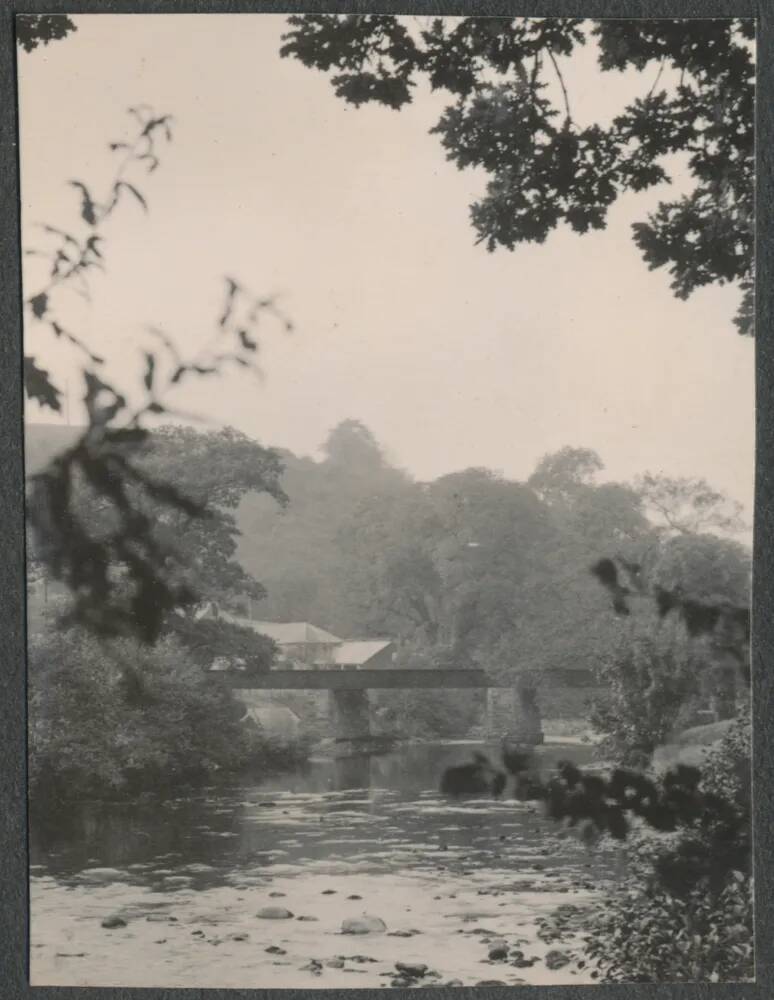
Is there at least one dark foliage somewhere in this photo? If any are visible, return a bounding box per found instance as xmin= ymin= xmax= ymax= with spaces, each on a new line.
xmin=16 ymin=14 xmax=76 ymax=52
xmin=166 ymin=613 xmax=277 ymax=672
xmin=440 ymin=751 xmax=506 ymax=797
xmin=282 ymin=17 xmax=754 ymax=333
xmin=591 ymin=558 xmax=750 ymax=658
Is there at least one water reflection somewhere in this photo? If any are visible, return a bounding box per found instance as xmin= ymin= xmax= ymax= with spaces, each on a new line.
xmin=31 ymin=741 xmax=601 ymax=890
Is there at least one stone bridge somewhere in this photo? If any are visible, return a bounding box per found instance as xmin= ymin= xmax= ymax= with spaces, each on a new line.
xmin=216 ymin=668 xmax=544 ymax=745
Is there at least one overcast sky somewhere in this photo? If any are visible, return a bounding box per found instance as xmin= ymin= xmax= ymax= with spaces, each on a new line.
xmin=18 ymin=15 xmax=755 ymax=515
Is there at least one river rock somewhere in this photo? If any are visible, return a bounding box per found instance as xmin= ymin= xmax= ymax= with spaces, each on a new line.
xmin=257 ymin=906 xmax=294 ymax=919
xmin=341 ymin=915 xmax=386 ymax=935
xmin=265 ymin=945 xmax=287 ymax=954
xmin=387 ymin=930 xmax=415 ymax=938
xmin=545 ymin=949 xmax=571 ymax=970
xmin=395 ymin=962 xmax=428 ymax=978
xmin=326 ymin=958 xmax=345 ymax=969
xmin=297 ymin=915 xmax=319 ymax=921
xmin=476 ymin=980 xmax=507 ymax=986
xmin=322 ymin=889 xmax=337 ymax=895
xmin=488 ymin=944 xmax=509 ymax=961
xmin=100 ymin=915 xmax=127 ymax=929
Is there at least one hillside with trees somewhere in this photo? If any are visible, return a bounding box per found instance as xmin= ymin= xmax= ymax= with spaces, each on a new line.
xmin=234 ymin=418 xmax=750 ymax=735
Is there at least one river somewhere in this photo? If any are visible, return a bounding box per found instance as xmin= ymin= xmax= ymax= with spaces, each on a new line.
xmin=30 ymin=740 xmax=618 ymax=988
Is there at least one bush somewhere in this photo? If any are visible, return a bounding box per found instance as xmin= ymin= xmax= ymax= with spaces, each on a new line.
xmin=28 ymin=624 xmax=308 ymax=805
xmin=578 ymin=708 xmax=752 ymax=982
xmin=590 ymin=617 xmax=700 ymax=768
xmin=582 ymin=871 xmax=753 ymax=982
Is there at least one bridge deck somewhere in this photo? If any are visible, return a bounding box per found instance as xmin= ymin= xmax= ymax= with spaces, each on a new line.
xmin=219 ymin=668 xmax=492 ymax=690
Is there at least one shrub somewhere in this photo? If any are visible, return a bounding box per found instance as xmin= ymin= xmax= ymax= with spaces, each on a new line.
xmin=582 ymin=870 xmax=753 ymax=982
xmin=28 ymin=624 xmax=308 ymax=805
xmin=578 ymin=708 xmax=752 ymax=982
xmin=590 ymin=617 xmax=700 ymax=768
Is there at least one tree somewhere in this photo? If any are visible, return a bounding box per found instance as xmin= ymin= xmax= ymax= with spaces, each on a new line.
xmin=281 ymin=17 xmax=755 ymax=333
xmin=134 ymin=425 xmax=287 ymax=608
xmin=528 ymin=446 xmax=604 ymax=501
xmin=635 ymin=472 xmax=746 ymax=536
xmin=322 ymin=418 xmax=387 ymax=471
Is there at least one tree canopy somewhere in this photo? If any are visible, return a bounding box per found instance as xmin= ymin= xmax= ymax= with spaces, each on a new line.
xmin=16 ymin=14 xmax=76 ymax=52
xmin=281 ymin=16 xmax=755 ymax=334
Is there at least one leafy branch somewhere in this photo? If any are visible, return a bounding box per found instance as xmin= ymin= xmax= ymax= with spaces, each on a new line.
xmin=24 ymin=108 xmax=293 ymax=642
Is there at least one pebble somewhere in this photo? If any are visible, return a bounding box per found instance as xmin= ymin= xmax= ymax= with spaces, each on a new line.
xmin=100 ymin=915 xmax=127 ymax=929
xmin=257 ymin=906 xmax=294 ymax=920
xmin=395 ymin=962 xmax=428 ymax=978
xmin=341 ymin=915 xmax=387 ymax=935
xmin=265 ymin=945 xmax=287 ymax=955
xmin=545 ymin=949 xmax=571 ymax=970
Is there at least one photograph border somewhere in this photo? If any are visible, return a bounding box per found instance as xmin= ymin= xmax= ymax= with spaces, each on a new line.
xmin=1 ymin=1 xmax=771 ymax=998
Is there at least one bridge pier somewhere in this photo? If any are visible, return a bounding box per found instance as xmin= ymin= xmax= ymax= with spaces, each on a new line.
xmin=485 ymin=687 xmax=543 ymax=745
xmin=328 ymin=689 xmax=371 ymax=741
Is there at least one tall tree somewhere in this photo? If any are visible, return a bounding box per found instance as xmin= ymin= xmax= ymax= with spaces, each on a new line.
xmin=635 ymin=472 xmax=746 ymax=536
xmin=281 ymin=17 xmax=755 ymax=333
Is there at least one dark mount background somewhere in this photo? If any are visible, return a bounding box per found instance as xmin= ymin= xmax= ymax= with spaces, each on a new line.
xmin=2 ymin=5 xmax=772 ymax=1000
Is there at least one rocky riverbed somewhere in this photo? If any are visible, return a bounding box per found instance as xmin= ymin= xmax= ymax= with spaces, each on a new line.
xmin=30 ymin=742 xmax=615 ymax=988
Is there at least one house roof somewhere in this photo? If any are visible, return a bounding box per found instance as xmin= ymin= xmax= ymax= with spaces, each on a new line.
xmin=196 ymin=606 xmax=391 ymax=660
xmin=327 ymin=640 xmax=394 ymax=666
xmin=235 ymin=618 xmax=342 ymax=645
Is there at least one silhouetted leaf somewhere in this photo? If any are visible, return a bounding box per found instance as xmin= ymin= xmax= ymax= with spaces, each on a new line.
xmin=115 ymin=180 xmax=148 ymax=212
xmin=29 ymin=292 xmax=48 ymax=318
xmin=142 ymin=352 xmax=156 ymax=392
xmin=24 ymin=356 xmax=61 ymax=411
xmin=237 ymin=329 xmax=258 ymax=351
xmin=69 ymin=180 xmax=98 ymax=225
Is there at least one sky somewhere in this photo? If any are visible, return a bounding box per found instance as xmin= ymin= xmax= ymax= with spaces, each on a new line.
xmin=17 ymin=15 xmax=755 ymax=517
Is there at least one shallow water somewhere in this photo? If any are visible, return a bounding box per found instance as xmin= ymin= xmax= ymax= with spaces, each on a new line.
xmin=30 ymin=740 xmax=615 ymax=988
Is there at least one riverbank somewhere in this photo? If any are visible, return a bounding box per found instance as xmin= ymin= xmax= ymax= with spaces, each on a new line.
xmin=31 ymin=863 xmax=600 ymax=987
